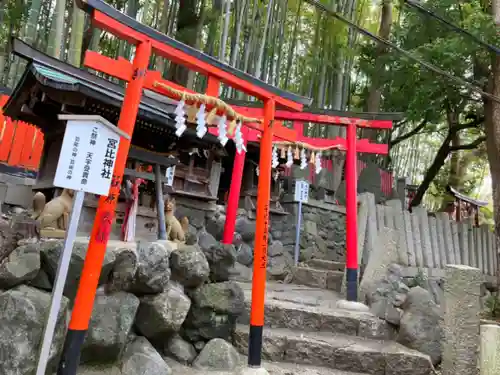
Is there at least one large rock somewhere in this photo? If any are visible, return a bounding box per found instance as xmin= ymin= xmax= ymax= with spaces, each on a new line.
xmin=365 ymin=263 xmax=409 ymax=326
xmin=202 ymin=242 xmax=237 ymax=282
xmin=229 ymin=263 xmax=252 ymax=282
xmin=164 ymin=334 xmax=197 ymax=364
xmin=268 ymin=240 xmax=284 ymax=257
xmin=0 ymin=217 xmax=16 ymax=261
xmin=183 ymin=282 xmax=244 ymax=342
xmin=0 ymin=285 xmax=69 ymax=374
xmin=29 ymin=268 xmax=53 ymax=291
xmin=192 ymin=338 xmax=240 ymax=370
xmin=0 ymin=243 xmax=40 ymax=289
xmin=205 ymin=208 xmax=226 ymax=241
xmin=106 ymin=248 xmax=138 ymax=293
xmin=267 ymin=250 xmax=294 ymax=281
xmin=397 ymin=286 xmax=443 ymax=365
xmin=127 ymin=242 xmax=171 ymax=295
xmin=40 ymin=240 xmax=116 ymax=300
xmin=135 ymin=283 xmax=191 ymax=339
xmin=197 ymin=231 xmax=217 ymax=252
xmin=235 ymin=242 xmax=253 ymax=267
xmin=170 ymin=245 xmax=210 ymax=288
xmin=235 ymin=218 xmax=255 ymax=242
xmin=120 ymin=336 xmax=172 ymax=375
xmin=191 ymin=281 xmax=245 ymax=316
xmin=81 ymin=292 xmax=140 ymax=363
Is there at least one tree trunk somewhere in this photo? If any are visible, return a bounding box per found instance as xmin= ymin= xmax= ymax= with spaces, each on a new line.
xmin=254 ymin=0 xmax=274 ymax=79
xmin=68 ymin=5 xmax=85 ymax=67
xmin=410 ymin=133 xmax=453 ymax=209
xmin=156 ymin=0 xmax=171 ymax=73
xmin=284 ymin=0 xmax=302 ymax=89
xmin=169 ymin=0 xmax=199 ymax=85
xmin=219 ymin=0 xmax=231 ymax=62
xmin=365 ymin=0 xmax=392 ymax=113
xmin=229 ymin=0 xmax=247 ymax=67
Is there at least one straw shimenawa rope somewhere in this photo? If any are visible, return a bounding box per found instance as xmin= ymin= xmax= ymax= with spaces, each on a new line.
xmin=271 ymin=140 xmax=347 ymax=152
xmin=154 ymin=81 xmax=262 ymax=124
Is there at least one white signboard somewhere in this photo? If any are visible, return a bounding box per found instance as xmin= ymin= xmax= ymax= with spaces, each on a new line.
xmin=53 ymin=118 xmax=121 ymax=196
xmin=165 ymin=165 xmax=176 ymax=187
xmin=294 ymin=179 xmax=310 ymax=203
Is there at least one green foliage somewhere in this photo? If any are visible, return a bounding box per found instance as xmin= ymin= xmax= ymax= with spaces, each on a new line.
xmin=485 ymin=294 xmax=500 ymax=319
xmin=406 ymin=268 xmax=427 ymax=288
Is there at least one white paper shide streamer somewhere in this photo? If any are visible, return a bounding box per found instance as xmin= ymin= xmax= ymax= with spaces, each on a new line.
xmin=174 ymin=100 xmax=187 ymax=137
xmin=217 ymin=115 xmax=228 ymax=146
xmin=299 ymin=148 xmax=308 ymax=170
xmin=286 ymin=146 xmax=293 ymax=167
xmin=195 ymin=104 xmax=207 ymax=138
xmin=272 ymin=146 xmax=279 ymax=169
xmin=234 ymin=121 xmax=246 ymax=154
xmin=315 ymin=151 xmax=322 ymax=174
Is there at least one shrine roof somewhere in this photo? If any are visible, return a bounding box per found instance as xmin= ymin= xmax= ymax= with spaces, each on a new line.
xmin=76 ymin=0 xmax=312 ymax=108
xmin=446 ymin=185 xmax=488 ymax=207
xmin=3 ymin=39 xmax=222 ymax=153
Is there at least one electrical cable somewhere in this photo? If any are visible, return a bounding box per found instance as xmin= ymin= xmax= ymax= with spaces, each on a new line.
xmin=303 ymin=0 xmax=500 ymax=104
xmin=404 ymin=0 xmax=500 ymax=55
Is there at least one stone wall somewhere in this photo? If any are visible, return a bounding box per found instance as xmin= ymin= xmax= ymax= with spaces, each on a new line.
xmin=358 ymin=193 xmax=498 ymax=279
xmin=175 ymin=197 xmax=347 ymax=264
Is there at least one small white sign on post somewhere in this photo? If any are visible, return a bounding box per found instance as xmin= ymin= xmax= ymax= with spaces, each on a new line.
xmin=53 ymin=116 xmax=126 ymax=196
xmin=293 ymin=179 xmax=309 ymax=265
xmin=165 ymin=165 xmax=176 ymax=187
xmin=294 ymin=179 xmax=310 ymax=203
xmin=36 ymin=115 xmax=129 ymax=375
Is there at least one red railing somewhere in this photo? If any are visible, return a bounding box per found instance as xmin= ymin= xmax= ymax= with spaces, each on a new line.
xmin=0 ymin=95 xmax=44 ymax=171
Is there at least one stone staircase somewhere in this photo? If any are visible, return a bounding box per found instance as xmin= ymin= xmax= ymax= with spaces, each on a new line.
xmin=234 ymin=260 xmax=434 ymax=375
xmin=292 ymin=259 xmax=345 ymax=292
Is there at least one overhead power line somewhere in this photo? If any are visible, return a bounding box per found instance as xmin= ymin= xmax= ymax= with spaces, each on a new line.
xmin=404 ymin=0 xmax=500 ymax=55
xmin=303 ymin=0 xmax=500 ymax=104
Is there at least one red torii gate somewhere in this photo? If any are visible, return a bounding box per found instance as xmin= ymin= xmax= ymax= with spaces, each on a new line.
xmin=58 ymin=0 xmax=308 ymax=373
xmin=84 ymin=50 xmax=393 ymax=301
xmin=54 ymin=1 xmax=393 ymax=373
xmin=221 ymin=106 xmax=392 ymax=304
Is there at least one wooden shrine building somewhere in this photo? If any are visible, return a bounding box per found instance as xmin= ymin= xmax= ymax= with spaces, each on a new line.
xmin=3 ymin=39 xmax=229 ymax=240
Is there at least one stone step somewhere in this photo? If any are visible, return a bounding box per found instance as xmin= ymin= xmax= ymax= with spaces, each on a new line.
xmin=167 ymin=357 xmax=373 ymax=375
xmin=238 ymin=296 xmax=394 ymax=340
xmin=78 ymin=359 xmax=372 ymax=375
xmin=293 ymin=266 xmax=344 ymax=292
xmin=306 ymin=259 xmax=345 ymax=271
xmin=232 ymin=325 xmax=433 ymax=375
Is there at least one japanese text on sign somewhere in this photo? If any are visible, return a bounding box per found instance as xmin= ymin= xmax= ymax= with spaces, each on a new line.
xmin=54 ymin=118 xmax=121 ymax=196
xmin=294 ymin=180 xmax=310 ymax=203
xmin=101 ymin=138 xmax=118 ymax=179
xmin=66 ymin=136 xmax=81 ymax=180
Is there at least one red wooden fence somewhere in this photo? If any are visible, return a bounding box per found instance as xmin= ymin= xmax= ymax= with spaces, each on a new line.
xmin=0 ymin=95 xmax=43 ymax=171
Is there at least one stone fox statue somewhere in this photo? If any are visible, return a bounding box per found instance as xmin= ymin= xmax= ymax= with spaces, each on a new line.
xmin=37 ymin=189 xmax=75 ymax=230
xmin=164 ymin=196 xmax=189 ymax=242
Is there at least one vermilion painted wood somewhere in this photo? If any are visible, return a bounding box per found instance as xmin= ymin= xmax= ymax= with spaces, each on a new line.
xmin=8 ymin=121 xmax=29 ymax=166
xmin=84 ymin=51 xmax=298 ymax=143
xmin=0 ymin=117 xmax=15 ymax=163
xmin=91 ymin=11 xmax=304 ymax=111
xmin=27 ymin=130 xmax=44 ymax=170
xmin=0 ymin=95 xmax=43 ymax=170
xmin=234 ymin=106 xmax=393 ymax=129
xmin=19 ymin=123 xmax=36 ymax=167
